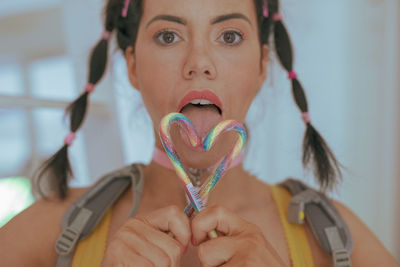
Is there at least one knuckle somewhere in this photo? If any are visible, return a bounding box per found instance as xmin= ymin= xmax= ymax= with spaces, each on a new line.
xmin=165 ymin=205 xmax=181 ymax=217
xmin=120 ymin=218 xmax=144 ymax=233
xmin=129 ymin=217 xmax=143 ymax=227
xmin=123 ymin=217 xmax=140 ymax=228
xmin=211 ymin=204 xmax=227 ymax=217
xmin=132 ymin=215 xmax=148 ymax=225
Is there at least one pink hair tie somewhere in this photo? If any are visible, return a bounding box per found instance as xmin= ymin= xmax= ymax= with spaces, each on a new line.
xmin=262 ymin=0 xmax=269 ymax=18
xmin=122 ymin=0 xmax=130 ymax=18
xmin=84 ymin=83 xmax=95 ymax=93
xmin=102 ymin=31 xmax=111 ymax=40
xmin=288 ymin=71 xmax=297 ymax=79
xmin=273 ymin=13 xmax=282 ymax=21
xmin=64 ymin=132 xmax=76 ymax=146
xmin=301 ymin=112 xmax=311 ymax=124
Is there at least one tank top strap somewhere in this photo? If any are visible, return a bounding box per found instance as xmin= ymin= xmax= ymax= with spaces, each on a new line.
xmin=71 ymin=207 xmax=113 ymax=267
xmin=270 ymin=185 xmax=315 ymax=267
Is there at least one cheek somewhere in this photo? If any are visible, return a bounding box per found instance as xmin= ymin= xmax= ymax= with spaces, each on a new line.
xmin=219 ymin=49 xmax=261 ymax=120
xmin=135 ymin=45 xmax=182 ymax=121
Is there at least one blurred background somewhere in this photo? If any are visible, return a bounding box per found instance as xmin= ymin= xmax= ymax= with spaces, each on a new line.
xmin=0 ymin=0 xmax=399 ymax=260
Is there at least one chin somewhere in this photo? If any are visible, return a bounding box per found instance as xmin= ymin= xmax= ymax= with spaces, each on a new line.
xmin=180 ymin=150 xmax=220 ymax=169
xmin=178 ymin=141 xmax=233 ymax=170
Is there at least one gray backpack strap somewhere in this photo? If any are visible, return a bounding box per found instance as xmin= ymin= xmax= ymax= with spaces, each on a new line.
xmin=280 ymin=178 xmax=353 ymax=267
xmin=55 ymin=163 xmax=145 ymax=267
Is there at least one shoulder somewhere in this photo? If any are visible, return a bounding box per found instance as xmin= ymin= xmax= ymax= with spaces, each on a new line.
xmin=332 ymin=200 xmax=398 ymax=265
xmin=0 ymin=187 xmax=89 ymax=267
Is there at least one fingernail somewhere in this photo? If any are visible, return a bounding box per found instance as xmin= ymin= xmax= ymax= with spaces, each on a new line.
xmin=191 ymin=236 xmax=196 ymax=246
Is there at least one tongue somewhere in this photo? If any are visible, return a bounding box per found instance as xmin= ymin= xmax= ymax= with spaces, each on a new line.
xmin=180 ymin=104 xmax=222 ymax=145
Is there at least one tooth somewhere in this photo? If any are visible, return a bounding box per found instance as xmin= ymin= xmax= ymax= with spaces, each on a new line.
xmin=190 ymin=99 xmax=201 ymax=104
xmin=199 ymin=99 xmax=212 ymax=105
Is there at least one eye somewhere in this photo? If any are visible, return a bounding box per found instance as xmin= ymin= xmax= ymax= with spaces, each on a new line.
xmin=218 ymin=30 xmax=244 ymax=46
xmin=154 ymin=30 xmax=181 ymax=46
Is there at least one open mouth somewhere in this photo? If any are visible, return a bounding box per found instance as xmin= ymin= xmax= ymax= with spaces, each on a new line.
xmin=177 ymin=90 xmax=224 ymax=116
xmin=180 ymin=103 xmax=222 ymax=115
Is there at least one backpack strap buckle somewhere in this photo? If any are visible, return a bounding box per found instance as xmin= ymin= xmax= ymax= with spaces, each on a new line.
xmin=55 ymin=208 xmax=92 ymax=255
xmin=325 ymin=226 xmax=352 ymax=267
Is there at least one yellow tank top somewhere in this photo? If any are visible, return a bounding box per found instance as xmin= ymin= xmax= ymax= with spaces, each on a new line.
xmin=71 ymin=185 xmax=314 ymax=267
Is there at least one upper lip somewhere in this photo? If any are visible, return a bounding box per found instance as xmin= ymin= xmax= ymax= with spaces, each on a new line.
xmin=177 ymin=90 xmax=223 ymax=114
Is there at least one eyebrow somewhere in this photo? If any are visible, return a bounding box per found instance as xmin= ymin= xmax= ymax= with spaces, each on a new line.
xmin=145 ymin=13 xmax=252 ymax=29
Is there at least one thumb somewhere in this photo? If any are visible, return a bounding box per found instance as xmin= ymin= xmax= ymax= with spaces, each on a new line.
xmin=191 ymin=205 xmax=247 ymax=245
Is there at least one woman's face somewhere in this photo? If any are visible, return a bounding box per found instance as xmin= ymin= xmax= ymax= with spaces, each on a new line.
xmin=126 ymin=0 xmax=268 ymax=167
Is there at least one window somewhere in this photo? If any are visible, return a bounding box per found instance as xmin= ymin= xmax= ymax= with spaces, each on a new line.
xmin=0 ymin=56 xmax=90 ymax=226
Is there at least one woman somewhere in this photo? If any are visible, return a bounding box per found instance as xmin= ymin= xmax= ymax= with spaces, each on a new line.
xmin=0 ymin=0 xmax=398 ymax=266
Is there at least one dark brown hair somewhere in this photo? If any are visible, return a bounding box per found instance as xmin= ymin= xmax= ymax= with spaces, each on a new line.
xmin=33 ymin=0 xmax=343 ymax=200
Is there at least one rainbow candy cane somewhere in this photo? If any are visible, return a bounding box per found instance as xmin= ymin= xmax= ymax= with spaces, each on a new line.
xmin=159 ymin=113 xmax=247 ymax=239
xmin=183 ymin=120 xmax=247 ymax=217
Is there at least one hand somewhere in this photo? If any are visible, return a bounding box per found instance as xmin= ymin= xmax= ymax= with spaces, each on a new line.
xmin=191 ymin=205 xmax=287 ymax=267
xmin=101 ymin=205 xmax=191 ymax=267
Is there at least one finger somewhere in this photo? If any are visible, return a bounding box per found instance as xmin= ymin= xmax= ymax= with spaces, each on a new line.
xmin=198 ymin=231 xmax=288 ymax=267
xmin=197 ymin=236 xmax=236 ymax=267
xmin=137 ymin=205 xmax=191 ymax=247
xmin=130 ymin=219 xmax=185 ymax=266
xmin=191 ymin=205 xmax=248 ymax=245
xmin=118 ymin=224 xmax=171 ymax=266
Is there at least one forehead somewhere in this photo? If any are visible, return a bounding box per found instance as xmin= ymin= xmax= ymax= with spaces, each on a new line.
xmin=141 ymin=0 xmax=257 ymax=26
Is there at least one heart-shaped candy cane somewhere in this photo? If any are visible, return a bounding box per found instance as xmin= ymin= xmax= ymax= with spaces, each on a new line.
xmin=159 ymin=112 xmax=247 ymax=238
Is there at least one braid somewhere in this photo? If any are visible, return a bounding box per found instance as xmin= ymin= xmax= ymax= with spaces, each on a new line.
xmin=264 ymin=0 xmax=343 ymax=190
xmin=33 ymin=0 xmax=131 ymax=200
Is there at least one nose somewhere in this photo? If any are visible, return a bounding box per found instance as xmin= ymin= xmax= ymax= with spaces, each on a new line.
xmin=183 ymin=43 xmax=217 ymax=80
